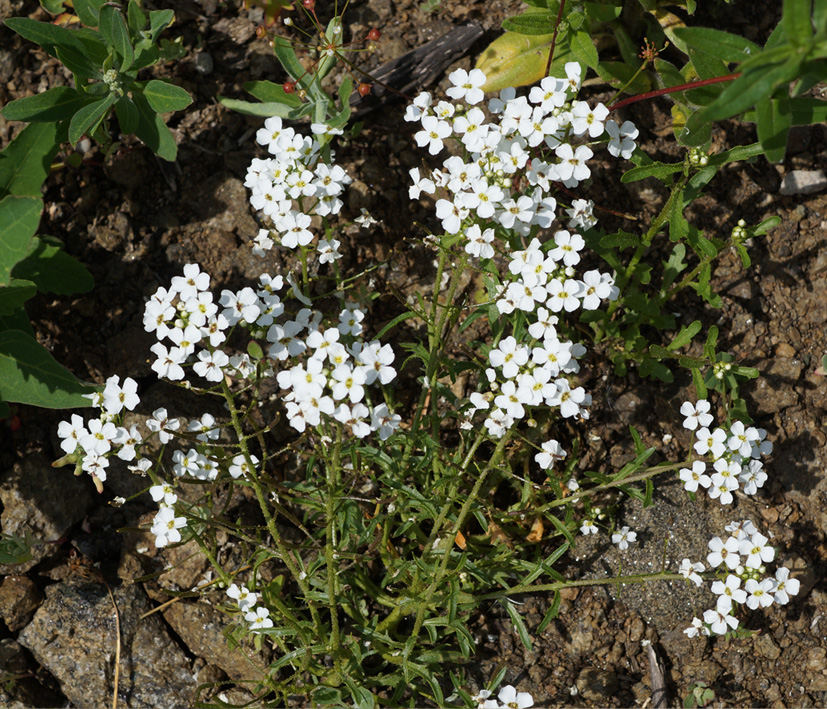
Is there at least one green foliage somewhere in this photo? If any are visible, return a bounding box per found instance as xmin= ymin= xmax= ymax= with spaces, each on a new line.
xmin=683 ymin=681 xmax=716 ymax=708
xmin=3 ymin=0 xmax=192 ymax=161
xmin=478 ymin=0 xmax=827 ymax=164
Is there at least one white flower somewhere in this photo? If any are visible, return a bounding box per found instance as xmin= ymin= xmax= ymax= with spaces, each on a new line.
xmin=415 ymin=114 xmax=452 ymax=155
xmin=771 ymin=567 xmax=800 ymax=605
xmin=679 ymin=558 xmax=705 ymax=587
xmin=580 ymin=519 xmax=598 ymax=536
xmin=679 ymin=460 xmax=711 ymax=493
xmin=151 ymin=506 xmax=187 ymax=548
xmin=150 ymin=480 xmax=178 ymax=506
xmin=745 ymin=578 xmax=775 ymax=609
xmin=535 ymin=439 xmax=566 ymax=470
xmin=229 ymin=453 xmax=259 ymax=479
xmin=738 ymin=532 xmax=775 ymax=569
xmin=497 ymin=684 xmax=533 ymax=709
xmin=707 ymin=535 xmax=741 ymax=570
xmin=680 ymin=399 xmax=714 ymax=431
xmin=611 ymin=526 xmax=637 ymax=551
xmin=227 ymin=583 xmax=258 ymax=611
xmin=703 ymin=608 xmax=738 ymax=635
xmin=57 ymin=414 xmax=88 ymax=454
xmin=245 ymin=606 xmax=274 ymax=631
xmin=605 ymin=119 xmax=639 ymax=159
xmin=446 ymin=67 xmax=487 ymax=105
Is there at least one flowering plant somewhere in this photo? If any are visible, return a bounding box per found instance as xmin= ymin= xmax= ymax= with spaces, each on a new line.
xmin=50 ymin=60 xmax=797 ymax=706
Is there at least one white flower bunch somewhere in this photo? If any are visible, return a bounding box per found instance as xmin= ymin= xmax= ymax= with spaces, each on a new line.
xmin=406 ymin=66 xmax=631 ymax=438
xmin=226 ymin=583 xmax=273 ymax=633
xmin=678 ymin=399 xmax=772 ymax=504
xmin=247 ymin=117 xmax=351 ymax=256
xmin=470 ymin=684 xmax=534 ymax=709
xmin=681 ymin=519 xmax=799 ymax=637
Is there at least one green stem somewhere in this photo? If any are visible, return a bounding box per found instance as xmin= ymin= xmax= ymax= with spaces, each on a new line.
xmin=324 ymin=426 xmax=342 ymax=671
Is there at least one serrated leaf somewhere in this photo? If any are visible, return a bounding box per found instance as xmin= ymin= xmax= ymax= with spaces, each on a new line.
xmin=667 ymin=320 xmax=702 ymax=351
xmin=0 ymin=122 xmax=63 ymax=198
xmin=10 ymin=236 xmax=93 ymax=295
xmin=599 ymin=231 xmax=641 ymax=249
xmin=142 ymin=80 xmax=193 ymax=113
xmin=0 ymin=196 xmax=43 ymax=286
xmin=0 ymin=329 xmax=98 ymax=408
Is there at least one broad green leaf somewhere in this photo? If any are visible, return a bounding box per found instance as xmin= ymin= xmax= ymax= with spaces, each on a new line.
xmin=502 ymin=10 xmax=555 ymax=35
xmin=0 ymin=196 xmax=43 ymax=286
xmin=621 ymin=161 xmax=684 ymax=183
xmin=142 ymin=80 xmax=193 ymax=113
xmin=132 ymin=92 xmax=177 ymax=159
xmin=115 ymin=96 xmax=139 ymax=134
xmin=753 ymin=216 xmax=781 ymax=235
xmin=54 ymin=41 xmax=103 ymax=82
xmin=99 ymin=4 xmax=134 ymax=72
xmin=0 ymin=280 xmax=37 ymax=315
xmin=571 ymin=29 xmax=599 ymax=68
xmin=0 ymin=329 xmax=98 ymax=408
xmin=756 ymin=95 xmax=791 ymax=163
xmin=127 ymin=0 xmax=148 ymax=33
xmin=10 ymin=236 xmax=94 ymax=295
xmin=217 ymin=97 xmax=296 ymax=118
xmin=148 ymin=9 xmax=175 ymax=41
xmin=242 ymin=80 xmax=303 ymax=107
xmin=783 ymin=0 xmax=814 ymax=46
xmin=672 ymin=27 xmax=761 ymax=63
xmin=0 ymin=122 xmax=63 ymax=198
xmin=68 ymin=93 xmax=116 ymax=146
xmin=475 ymin=31 xmax=572 ymax=93
xmin=1 ymin=86 xmax=89 ymax=122
xmin=74 ymin=0 xmax=105 ymax=26
xmin=816 ymin=0 xmax=827 ymax=32
xmin=4 ymin=17 xmax=85 ymax=57
xmin=584 ymin=1 xmax=622 ymax=22
xmin=708 ymin=142 xmax=764 ymax=166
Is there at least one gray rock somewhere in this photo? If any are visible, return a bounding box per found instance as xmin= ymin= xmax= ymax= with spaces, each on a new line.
xmin=779 ymin=170 xmax=827 ymax=196
xmin=18 ymin=581 xmax=197 ymax=708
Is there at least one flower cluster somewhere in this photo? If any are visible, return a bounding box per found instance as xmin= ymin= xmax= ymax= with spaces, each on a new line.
xmin=678 ymin=400 xmax=772 ymax=504
xmin=226 ymin=583 xmax=273 ymax=633
xmin=246 ymin=117 xmax=351 ymax=257
xmin=405 ymin=65 xmax=633 ymax=440
xmin=680 ymin=520 xmax=799 ymax=637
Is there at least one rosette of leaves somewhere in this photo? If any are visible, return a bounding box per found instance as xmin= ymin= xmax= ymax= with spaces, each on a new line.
xmin=2 ymin=0 xmax=192 ymax=161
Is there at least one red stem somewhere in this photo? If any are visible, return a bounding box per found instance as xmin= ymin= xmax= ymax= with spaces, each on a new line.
xmin=544 ymin=0 xmax=567 ymax=77
xmin=608 ymin=72 xmax=741 ymax=112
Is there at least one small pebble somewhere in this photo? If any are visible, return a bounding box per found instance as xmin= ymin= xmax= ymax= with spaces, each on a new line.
xmin=194 ymin=52 xmax=214 ymax=75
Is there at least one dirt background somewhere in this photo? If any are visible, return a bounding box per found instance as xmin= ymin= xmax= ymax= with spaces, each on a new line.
xmin=0 ymin=0 xmax=826 ymax=706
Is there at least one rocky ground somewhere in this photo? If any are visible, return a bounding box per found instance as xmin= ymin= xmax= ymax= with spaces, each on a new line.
xmin=0 ymin=0 xmax=826 ymax=707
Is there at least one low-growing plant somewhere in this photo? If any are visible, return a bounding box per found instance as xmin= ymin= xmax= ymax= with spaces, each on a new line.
xmin=51 ymin=56 xmax=799 ymax=706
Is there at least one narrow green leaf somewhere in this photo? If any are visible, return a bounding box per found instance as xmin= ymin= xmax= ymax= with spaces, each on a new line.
xmin=753 ymin=216 xmax=781 ymax=235
xmin=537 ymin=590 xmax=562 ymax=633
xmin=672 ymin=27 xmax=761 ymax=63
xmin=1 ymin=86 xmax=89 ymax=122
xmin=11 ymin=236 xmax=94 ymax=295
xmin=0 ymin=329 xmax=99 ymax=408
xmin=756 ymin=95 xmax=791 ymax=163
xmin=0 ymin=280 xmax=37 ymax=315
xmin=783 ymin=0 xmax=814 ymax=46
xmin=691 ymin=367 xmax=708 ymax=399
xmin=217 ymin=97 xmax=297 ymax=118
xmin=242 ymin=80 xmax=303 ymax=107
xmin=502 ymin=600 xmax=533 ymax=651
xmin=667 ymin=320 xmax=702 ymax=351
xmin=502 ymin=10 xmax=555 ymax=35
xmin=0 ymin=196 xmax=43 ymax=286
xmin=815 ymin=0 xmax=827 ymax=32
xmin=621 ymin=161 xmax=683 ymax=183
xmin=142 ymin=80 xmax=193 ymax=113
xmin=68 ymin=94 xmax=116 ymax=146
xmin=99 ymin=4 xmax=134 ymax=72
